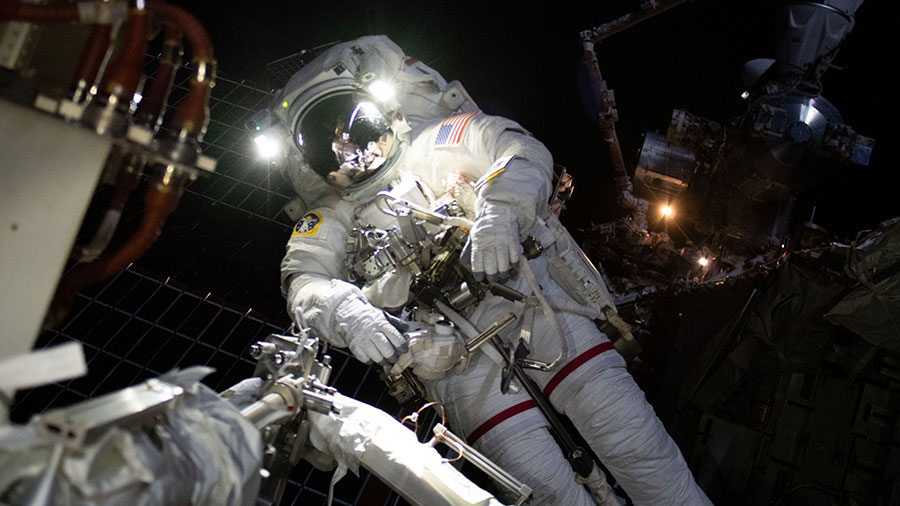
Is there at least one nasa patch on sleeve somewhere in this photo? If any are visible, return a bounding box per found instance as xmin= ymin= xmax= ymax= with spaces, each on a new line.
xmin=474 ymin=155 xmax=515 ymax=192
xmin=291 ymin=211 xmax=323 ymax=237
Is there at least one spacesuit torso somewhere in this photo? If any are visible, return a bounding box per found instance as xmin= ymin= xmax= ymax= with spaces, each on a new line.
xmin=282 ymin=105 xmax=716 ymax=506
xmin=278 ymin=33 xmax=714 ymax=506
xmin=281 ymin=110 xmax=624 ymax=446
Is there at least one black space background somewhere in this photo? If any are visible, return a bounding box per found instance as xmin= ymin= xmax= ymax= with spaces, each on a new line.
xmin=172 ymin=0 xmax=892 ymax=241
xmin=5 ymin=3 xmax=893 ymax=504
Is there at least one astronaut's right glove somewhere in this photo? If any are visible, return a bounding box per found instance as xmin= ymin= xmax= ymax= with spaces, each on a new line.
xmin=333 ymin=295 xmax=406 ymax=366
xmin=468 ymin=200 xmax=523 ymax=280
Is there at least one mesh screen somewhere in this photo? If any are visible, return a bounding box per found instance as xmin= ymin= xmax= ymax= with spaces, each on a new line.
xmin=9 ymin=53 xmax=421 ymax=506
xmin=265 ymin=42 xmax=341 ymax=86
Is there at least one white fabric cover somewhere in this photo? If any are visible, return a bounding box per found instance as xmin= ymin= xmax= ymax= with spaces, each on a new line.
xmin=390 ymin=322 xmax=468 ymax=380
xmin=282 ymin=109 xmax=712 ymax=505
xmin=307 ymin=393 xmax=505 ymax=506
xmin=0 ymin=367 xmax=262 ymax=506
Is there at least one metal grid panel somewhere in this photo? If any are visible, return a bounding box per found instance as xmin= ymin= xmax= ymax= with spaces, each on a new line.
xmin=10 ymin=266 xmax=285 ymax=418
xmin=145 ymin=56 xmax=296 ymax=227
xmin=133 ymin=192 xmax=292 ymax=317
xmin=10 ymin=264 xmax=408 ymax=506
xmin=265 ymin=42 xmax=340 ymax=86
xmin=131 ymin=55 xmax=297 ymax=315
xmin=10 ymin=53 xmax=417 ymax=506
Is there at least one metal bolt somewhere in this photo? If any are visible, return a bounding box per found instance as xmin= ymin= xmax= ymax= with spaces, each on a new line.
xmin=249 ymin=343 xmax=264 ymax=359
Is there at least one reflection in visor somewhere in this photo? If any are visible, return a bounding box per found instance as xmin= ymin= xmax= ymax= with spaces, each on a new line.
xmin=329 ymin=101 xmax=389 ymax=187
xmin=295 ymin=93 xmax=395 ymax=189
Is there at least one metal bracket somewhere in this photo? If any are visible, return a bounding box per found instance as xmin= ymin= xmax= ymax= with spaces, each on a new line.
xmin=432 ymin=423 xmax=533 ymax=506
xmin=40 ymin=378 xmax=183 ymax=449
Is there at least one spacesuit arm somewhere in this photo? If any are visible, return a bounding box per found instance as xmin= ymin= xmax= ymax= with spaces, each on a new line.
xmin=284 ymin=273 xmax=361 ymax=348
xmin=280 ymin=203 xmax=355 ymax=347
xmin=453 ymin=114 xmax=553 ymax=277
xmin=280 ymin=203 xmax=404 ymax=363
xmin=467 ymin=114 xmax=554 ymax=231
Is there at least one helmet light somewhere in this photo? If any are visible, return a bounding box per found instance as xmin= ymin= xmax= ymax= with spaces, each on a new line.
xmin=254 ymin=132 xmax=282 ymax=159
xmin=368 ymin=79 xmax=396 ymax=102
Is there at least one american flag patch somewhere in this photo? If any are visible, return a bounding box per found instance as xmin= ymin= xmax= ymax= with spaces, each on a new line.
xmin=435 ymin=111 xmax=478 ymax=146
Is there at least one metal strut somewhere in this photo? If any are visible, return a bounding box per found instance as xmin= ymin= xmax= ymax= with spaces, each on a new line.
xmin=489 ymin=337 xmax=595 ymax=479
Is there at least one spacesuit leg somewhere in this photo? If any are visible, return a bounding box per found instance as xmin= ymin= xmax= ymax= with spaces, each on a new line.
xmin=529 ymin=308 xmax=712 ymax=506
xmin=558 ymin=362 xmax=713 ymax=506
xmin=479 ymin=426 xmax=597 ymax=506
xmin=428 ymin=349 xmax=596 ymax=506
xmin=517 ymin=259 xmax=712 ymax=506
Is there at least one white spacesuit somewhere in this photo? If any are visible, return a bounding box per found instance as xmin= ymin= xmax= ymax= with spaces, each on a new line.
xmin=276 ymin=36 xmax=712 ymax=506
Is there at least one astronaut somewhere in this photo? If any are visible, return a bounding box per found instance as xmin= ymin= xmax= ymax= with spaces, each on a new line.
xmin=275 ymin=36 xmax=712 ymax=506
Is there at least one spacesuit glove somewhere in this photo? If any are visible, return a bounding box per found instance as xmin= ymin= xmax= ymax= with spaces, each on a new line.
xmin=333 ymin=295 xmax=406 ymax=366
xmin=468 ymin=200 xmax=522 ymax=280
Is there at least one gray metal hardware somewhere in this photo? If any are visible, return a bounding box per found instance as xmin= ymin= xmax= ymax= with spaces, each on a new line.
xmin=40 ymin=378 xmax=184 ymax=449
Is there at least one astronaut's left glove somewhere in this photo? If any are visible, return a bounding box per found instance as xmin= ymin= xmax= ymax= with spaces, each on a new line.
xmin=468 ymin=200 xmax=522 ymax=280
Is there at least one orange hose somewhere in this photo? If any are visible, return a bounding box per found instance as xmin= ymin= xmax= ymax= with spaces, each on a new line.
xmin=147 ymin=1 xmax=212 ymax=60
xmin=102 ymin=7 xmax=149 ymax=98
xmin=70 ymin=160 xmax=142 ymax=262
xmin=136 ymin=26 xmax=182 ymax=128
xmin=50 ymin=180 xmax=182 ymax=327
xmin=73 ymin=23 xmax=112 ymax=90
xmin=147 ymin=0 xmax=215 ymax=137
xmin=6 ymin=0 xmax=219 ymax=138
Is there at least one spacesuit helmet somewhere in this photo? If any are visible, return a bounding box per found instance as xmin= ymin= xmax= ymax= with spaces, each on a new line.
xmin=267 ymin=36 xmax=478 ymax=206
xmin=293 ymin=89 xmax=398 ymax=189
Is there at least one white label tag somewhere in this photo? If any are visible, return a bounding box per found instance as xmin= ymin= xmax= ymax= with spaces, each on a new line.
xmin=0 ymin=342 xmax=87 ymax=395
